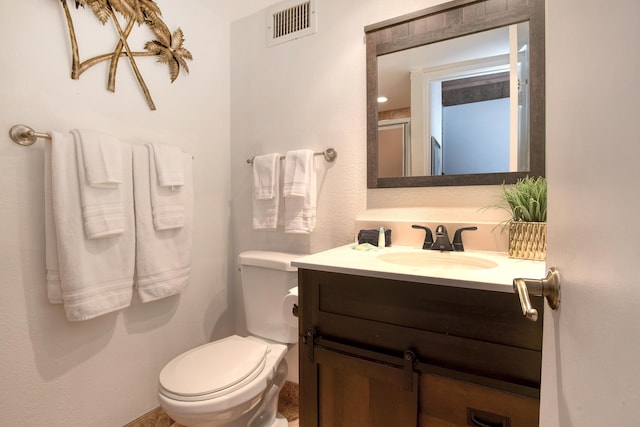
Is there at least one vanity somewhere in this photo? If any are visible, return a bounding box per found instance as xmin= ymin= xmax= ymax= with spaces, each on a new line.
xmin=293 ymin=245 xmax=546 ymax=426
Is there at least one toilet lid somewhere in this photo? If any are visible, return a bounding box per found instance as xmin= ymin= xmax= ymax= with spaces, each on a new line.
xmin=159 ymin=335 xmax=269 ymax=402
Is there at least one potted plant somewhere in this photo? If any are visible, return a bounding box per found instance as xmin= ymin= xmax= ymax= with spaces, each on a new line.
xmin=497 ymin=176 xmax=547 ymax=260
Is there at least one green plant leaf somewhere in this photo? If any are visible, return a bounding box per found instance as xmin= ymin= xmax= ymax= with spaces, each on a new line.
xmin=487 ymin=176 xmax=547 ymax=223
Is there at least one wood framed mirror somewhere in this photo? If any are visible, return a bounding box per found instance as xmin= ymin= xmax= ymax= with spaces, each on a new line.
xmin=366 ymin=0 xmax=545 ymax=188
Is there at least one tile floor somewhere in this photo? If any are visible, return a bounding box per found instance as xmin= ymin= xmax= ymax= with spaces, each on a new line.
xmin=125 ymin=382 xmax=299 ymax=427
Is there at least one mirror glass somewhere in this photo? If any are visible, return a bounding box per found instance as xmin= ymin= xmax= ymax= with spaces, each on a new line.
xmin=377 ymin=23 xmax=529 ymax=178
xmin=366 ymin=0 xmax=545 ymax=188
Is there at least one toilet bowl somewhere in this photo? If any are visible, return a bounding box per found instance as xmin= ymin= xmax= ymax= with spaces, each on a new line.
xmin=158 ymin=251 xmax=302 ymax=427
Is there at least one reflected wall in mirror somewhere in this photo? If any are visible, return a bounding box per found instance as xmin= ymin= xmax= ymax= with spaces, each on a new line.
xmin=366 ymin=0 xmax=545 ymax=188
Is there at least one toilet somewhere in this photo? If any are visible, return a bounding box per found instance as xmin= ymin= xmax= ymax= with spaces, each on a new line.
xmin=158 ymin=251 xmax=302 ymax=427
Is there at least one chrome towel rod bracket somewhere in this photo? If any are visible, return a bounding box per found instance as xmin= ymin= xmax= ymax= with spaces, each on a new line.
xmin=247 ymin=148 xmax=337 ymax=164
xmin=9 ymin=124 xmax=51 ymax=146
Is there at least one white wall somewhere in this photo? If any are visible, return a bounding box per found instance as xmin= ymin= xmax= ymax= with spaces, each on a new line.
xmin=0 ymin=1 xmax=233 ymax=425
xmin=443 ymin=99 xmax=511 ymax=174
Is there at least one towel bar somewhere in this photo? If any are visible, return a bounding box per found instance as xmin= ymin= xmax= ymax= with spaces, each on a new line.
xmin=9 ymin=124 xmax=51 ymax=146
xmin=10 ymin=124 xmax=336 ymax=167
xmin=246 ymin=148 xmax=337 ymax=164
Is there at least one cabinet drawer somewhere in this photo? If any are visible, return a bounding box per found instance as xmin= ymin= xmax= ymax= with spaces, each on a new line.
xmin=419 ymin=373 xmax=539 ymax=427
xmin=303 ymin=270 xmax=543 ymax=351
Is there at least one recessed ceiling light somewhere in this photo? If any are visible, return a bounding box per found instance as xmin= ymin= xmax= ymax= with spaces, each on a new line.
xmin=377 ymin=96 xmax=388 ymax=103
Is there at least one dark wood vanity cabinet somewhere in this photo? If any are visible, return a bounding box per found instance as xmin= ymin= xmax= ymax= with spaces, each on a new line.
xmin=298 ymin=269 xmax=544 ymax=427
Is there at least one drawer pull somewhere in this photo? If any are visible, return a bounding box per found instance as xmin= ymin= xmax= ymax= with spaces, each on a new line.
xmin=467 ymin=408 xmax=511 ymax=427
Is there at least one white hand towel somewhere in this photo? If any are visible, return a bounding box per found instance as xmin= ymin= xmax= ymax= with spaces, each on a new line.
xmin=71 ymin=130 xmax=126 ymax=239
xmin=47 ymin=132 xmax=135 ymax=321
xmin=147 ymin=143 xmax=185 ymax=230
xmin=151 ymin=142 xmax=184 ymax=187
xmin=133 ymin=144 xmax=193 ymax=303
xmin=283 ymin=149 xmax=316 ymax=234
xmin=74 ymin=129 xmax=122 ymax=187
xmin=252 ymin=153 xmax=282 ymax=230
xmin=253 ymin=153 xmax=281 ymax=199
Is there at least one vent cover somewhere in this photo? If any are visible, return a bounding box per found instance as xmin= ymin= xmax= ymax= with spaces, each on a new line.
xmin=267 ymin=0 xmax=317 ymax=46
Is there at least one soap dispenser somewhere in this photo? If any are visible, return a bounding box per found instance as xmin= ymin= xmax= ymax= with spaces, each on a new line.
xmin=378 ymin=227 xmax=386 ymax=248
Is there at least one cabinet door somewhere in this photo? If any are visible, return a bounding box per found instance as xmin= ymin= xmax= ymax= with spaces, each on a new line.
xmin=314 ymin=346 xmax=419 ymax=427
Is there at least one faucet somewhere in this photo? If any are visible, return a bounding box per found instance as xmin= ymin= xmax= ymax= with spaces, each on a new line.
xmin=412 ymin=224 xmax=478 ymax=251
xmin=432 ymin=225 xmax=454 ymax=251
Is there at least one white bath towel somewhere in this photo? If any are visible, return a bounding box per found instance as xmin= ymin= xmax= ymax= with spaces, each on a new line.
xmin=71 ymin=130 xmax=126 ymax=239
xmin=44 ymin=140 xmax=62 ymax=304
xmin=133 ymin=144 xmax=193 ymax=303
xmin=147 ymin=143 xmax=185 ymax=230
xmin=252 ymin=153 xmax=282 ymax=230
xmin=283 ymin=149 xmax=316 ymax=233
xmin=46 ymin=132 xmax=135 ymax=321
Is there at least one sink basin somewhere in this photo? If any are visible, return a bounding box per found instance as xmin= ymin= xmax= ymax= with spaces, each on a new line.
xmin=377 ymin=251 xmax=498 ymax=270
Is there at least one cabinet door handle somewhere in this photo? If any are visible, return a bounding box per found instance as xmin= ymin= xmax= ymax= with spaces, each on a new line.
xmin=513 ymin=267 xmax=561 ymax=321
xmin=468 ymin=408 xmax=510 ymax=427
xmin=403 ymin=350 xmax=415 ymax=392
xmin=303 ymin=328 xmax=316 ymax=363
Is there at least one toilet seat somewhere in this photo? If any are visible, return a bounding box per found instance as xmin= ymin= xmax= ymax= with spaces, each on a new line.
xmin=159 ymin=335 xmax=269 ymax=402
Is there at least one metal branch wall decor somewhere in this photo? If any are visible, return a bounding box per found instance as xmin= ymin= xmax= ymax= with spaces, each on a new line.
xmin=60 ymin=0 xmax=193 ymax=110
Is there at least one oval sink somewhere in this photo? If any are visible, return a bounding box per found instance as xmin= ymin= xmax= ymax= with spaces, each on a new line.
xmin=377 ymin=251 xmax=498 ymax=270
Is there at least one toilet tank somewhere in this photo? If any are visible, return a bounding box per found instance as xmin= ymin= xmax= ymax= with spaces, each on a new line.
xmin=238 ymin=251 xmax=303 ymax=344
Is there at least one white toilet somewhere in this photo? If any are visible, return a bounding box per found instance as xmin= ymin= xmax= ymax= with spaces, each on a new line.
xmin=158 ymin=251 xmax=302 ymax=427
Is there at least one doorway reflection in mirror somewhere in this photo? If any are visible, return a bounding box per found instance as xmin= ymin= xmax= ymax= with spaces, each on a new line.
xmin=377 ymin=22 xmax=530 ymax=178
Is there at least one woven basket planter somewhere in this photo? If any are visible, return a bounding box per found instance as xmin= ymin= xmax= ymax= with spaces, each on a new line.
xmin=508 ymin=221 xmax=547 ymax=260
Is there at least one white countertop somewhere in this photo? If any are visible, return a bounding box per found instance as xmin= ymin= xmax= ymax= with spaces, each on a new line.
xmin=292 ymin=244 xmax=546 ymax=293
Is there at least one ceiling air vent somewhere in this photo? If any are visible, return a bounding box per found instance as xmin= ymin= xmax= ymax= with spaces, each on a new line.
xmin=267 ymin=0 xmax=317 ymax=46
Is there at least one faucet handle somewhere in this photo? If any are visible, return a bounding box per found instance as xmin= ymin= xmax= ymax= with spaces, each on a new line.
xmin=411 ymin=225 xmax=433 ymax=249
xmin=452 ymin=226 xmax=478 ymax=251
